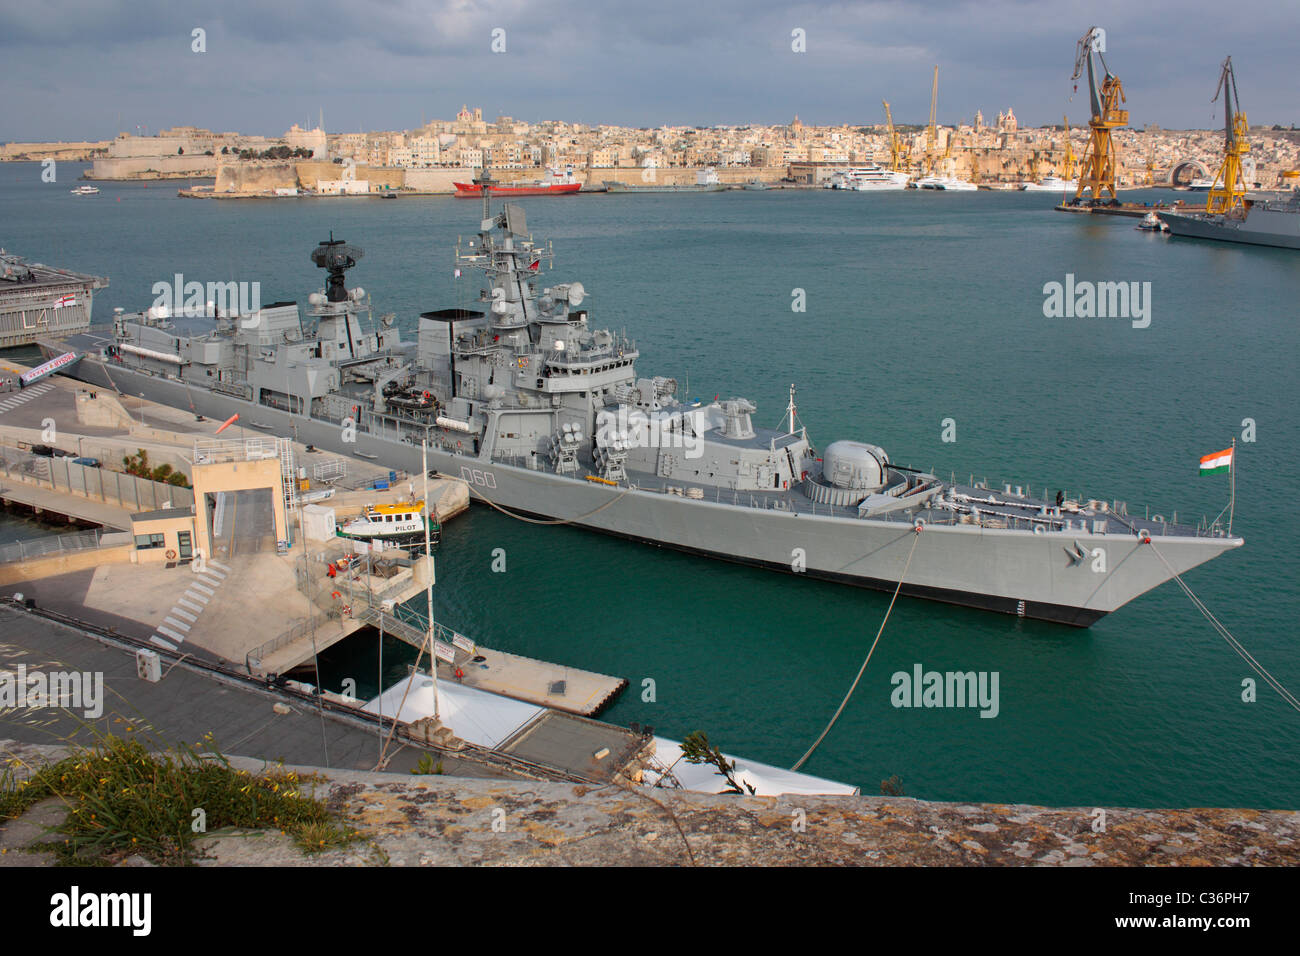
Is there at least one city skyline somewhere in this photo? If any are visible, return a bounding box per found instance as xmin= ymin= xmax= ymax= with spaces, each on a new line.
xmin=1 ymin=0 xmax=1297 ymax=143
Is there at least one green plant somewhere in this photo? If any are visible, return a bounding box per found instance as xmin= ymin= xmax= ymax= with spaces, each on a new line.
xmin=120 ymin=449 xmax=190 ymax=488
xmin=880 ymin=775 xmax=906 ymax=796
xmin=411 ymin=754 xmax=443 ymax=775
xmin=1 ymin=734 xmax=355 ymax=865
xmin=680 ymin=731 xmax=755 ymax=795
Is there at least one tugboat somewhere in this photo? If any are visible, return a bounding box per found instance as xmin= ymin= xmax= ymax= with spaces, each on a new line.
xmin=39 ymin=202 xmax=1244 ymax=626
xmin=1136 ymin=211 xmax=1169 ymax=232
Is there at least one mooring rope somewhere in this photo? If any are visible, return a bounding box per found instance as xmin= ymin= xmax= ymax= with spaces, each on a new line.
xmin=464 ymin=479 xmax=636 ymax=526
xmin=791 ymin=527 xmax=922 ymax=772
xmin=1148 ymin=541 xmax=1300 ymax=714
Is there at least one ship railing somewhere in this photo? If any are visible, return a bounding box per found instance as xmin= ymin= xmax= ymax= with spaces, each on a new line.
xmin=708 ymin=489 xmax=1221 ymax=538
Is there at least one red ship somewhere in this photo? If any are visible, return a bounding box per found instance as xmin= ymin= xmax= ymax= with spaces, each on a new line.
xmin=453 ymin=169 xmax=581 ymax=198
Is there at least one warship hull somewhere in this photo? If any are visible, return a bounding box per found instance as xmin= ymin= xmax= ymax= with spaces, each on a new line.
xmin=48 ymin=349 xmax=1241 ymax=625
xmin=1163 ymin=205 xmax=1300 ymax=249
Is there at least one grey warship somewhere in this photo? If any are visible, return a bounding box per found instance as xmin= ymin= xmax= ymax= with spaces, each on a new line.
xmin=1163 ymin=56 xmax=1300 ymax=250
xmin=40 ymin=203 xmax=1243 ymax=626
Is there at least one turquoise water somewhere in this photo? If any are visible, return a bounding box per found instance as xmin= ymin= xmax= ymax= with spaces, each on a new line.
xmin=4 ymin=163 xmax=1297 ymax=808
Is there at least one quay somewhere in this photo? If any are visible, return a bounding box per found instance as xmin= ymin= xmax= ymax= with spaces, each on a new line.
xmin=0 ymin=370 xmax=851 ymax=796
xmin=0 ymin=600 xmax=657 ymax=786
xmin=1055 ymin=200 xmax=1185 ymax=219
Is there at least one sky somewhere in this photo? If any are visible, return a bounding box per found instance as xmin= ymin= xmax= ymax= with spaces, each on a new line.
xmin=1 ymin=0 xmax=1296 ymax=142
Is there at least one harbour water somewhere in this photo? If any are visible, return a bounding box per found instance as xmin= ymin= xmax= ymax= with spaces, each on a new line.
xmin=3 ymin=162 xmax=1297 ymax=808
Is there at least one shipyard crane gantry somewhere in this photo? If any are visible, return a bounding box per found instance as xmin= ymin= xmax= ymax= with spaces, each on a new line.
xmin=1070 ymin=26 xmax=1128 ymax=203
xmin=1206 ymin=56 xmax=1250 ymax=215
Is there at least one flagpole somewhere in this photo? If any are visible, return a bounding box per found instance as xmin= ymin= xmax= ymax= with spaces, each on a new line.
xmin=1228 ymin=437 xmax=1236 ymax=537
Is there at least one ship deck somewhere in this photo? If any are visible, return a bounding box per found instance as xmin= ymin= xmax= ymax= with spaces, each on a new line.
xmin=618 ymin=464 xmax=1225 ymax=540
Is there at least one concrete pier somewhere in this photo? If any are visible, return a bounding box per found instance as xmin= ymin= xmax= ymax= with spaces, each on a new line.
xmin=356 ymin=607 xmax=627 ymax=717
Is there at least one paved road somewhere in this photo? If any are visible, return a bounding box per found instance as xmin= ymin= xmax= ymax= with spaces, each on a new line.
xmin=0 ymin=603 xmax=518 ymax=779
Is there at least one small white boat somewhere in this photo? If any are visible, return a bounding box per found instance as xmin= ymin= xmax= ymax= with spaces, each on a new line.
xmin=1136 ymin=211 xmax=1169 ymax=233
xmin=70 ymin=185 xmax=100 ymax=195
xmin=338 ymin=499 xmax=440 ymax=548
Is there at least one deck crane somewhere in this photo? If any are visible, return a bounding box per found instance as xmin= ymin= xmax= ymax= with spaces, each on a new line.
xmin=1070 ymin=26 xmax=1128 ymax=203
xmin=1206 ymin=56 xmax=1249 ymax=215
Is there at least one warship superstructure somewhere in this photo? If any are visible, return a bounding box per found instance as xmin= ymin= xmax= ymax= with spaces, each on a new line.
xmin=41 ymin=204 xmax=1242 ymax=625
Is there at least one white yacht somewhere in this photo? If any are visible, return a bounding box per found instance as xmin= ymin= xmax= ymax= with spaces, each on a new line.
xmin=70 ymin=185 xmax=100 ymax=195
xmin=1021 ymin=176 xmax=1079 ymax=193
xmin=850 ymin=167 xmax=911 ymax=191
xmin=824 ymin=165 xmax=910 ymax=191
xmin=915 ymin=175 xmax=978 ymax=192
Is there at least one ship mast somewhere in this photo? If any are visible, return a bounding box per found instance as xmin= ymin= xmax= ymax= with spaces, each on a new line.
xmin=787 ymin=383 xmax=798 ymax=435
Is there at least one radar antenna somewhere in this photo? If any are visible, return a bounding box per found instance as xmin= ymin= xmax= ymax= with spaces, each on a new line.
xmin=310 ymin=233 xmax=364 ymax=303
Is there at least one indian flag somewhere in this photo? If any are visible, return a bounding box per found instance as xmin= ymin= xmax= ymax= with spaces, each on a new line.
xmin=1199 ymin=447 xmax=1233 ymax=476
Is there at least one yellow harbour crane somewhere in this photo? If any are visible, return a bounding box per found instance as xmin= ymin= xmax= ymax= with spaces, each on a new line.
xmin=1206 ymin=56 xmax=1249 ymax=215
xmin=1070 ymin=26 xmax=1128 ymax=203
xmin=882 ymin=100 xmax=907 ymax=173
xmin=925 ymin=65 xmax=939 ymax=176
xmin=1062 ymin=115 xmax=1076 ymax=179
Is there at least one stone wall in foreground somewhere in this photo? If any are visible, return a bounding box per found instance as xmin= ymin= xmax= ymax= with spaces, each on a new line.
xmin=3 ymin=741 xmax=1294 ymax=866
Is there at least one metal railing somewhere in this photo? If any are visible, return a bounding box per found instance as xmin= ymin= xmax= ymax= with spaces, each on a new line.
xmin=0 ymin=441 xmax=195 ymax=513
xmin=245 ymin=610 xmax=342 ymax=673
xmin=0 ymin=529 xmax=106 ymax=564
